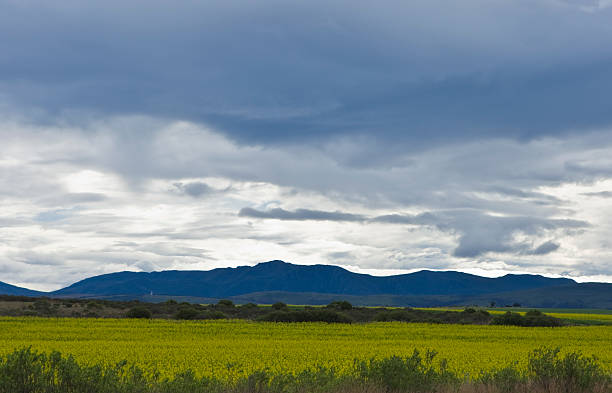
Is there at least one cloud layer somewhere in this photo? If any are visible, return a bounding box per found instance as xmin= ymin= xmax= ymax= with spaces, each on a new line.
xmin=0 ymin=118 xmax=611 ymax=290
xmin=1 ymin=1 xmax=612 ymax=289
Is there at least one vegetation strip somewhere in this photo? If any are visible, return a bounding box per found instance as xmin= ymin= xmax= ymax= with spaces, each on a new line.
xmin=0 ymin=346 xmax=609 ymax=393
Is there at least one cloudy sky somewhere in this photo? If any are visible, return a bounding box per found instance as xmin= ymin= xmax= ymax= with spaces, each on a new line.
xmin=2 ymin=0 xmax=612 ymax=290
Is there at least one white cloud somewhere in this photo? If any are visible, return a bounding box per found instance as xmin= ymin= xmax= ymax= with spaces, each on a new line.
xmin=0 ymin=116 xmax=611 ymax=290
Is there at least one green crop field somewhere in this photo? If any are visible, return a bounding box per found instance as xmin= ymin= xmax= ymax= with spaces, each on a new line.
xmin=0 ymin=317 xmax=610 ymax=380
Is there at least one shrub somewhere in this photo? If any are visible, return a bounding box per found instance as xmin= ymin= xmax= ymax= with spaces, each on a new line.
xmin=175 ymin=307 xmax=199 ymax=320
xmin=260 ymin=310 xmax=352 ymax=323
xmin=374 ymin=310 xmax=411 ymax=322
xmin=86 ymin=301 xmax=102 ymax=310
xmin=477 ymin=362 xmax=525 ymax=393
xmin=271 ymin=302 xmax=287 ymax=310
xmin=201 ymin=311 xmax=226 ymax=320
xmin=491 ymin=311 xmax=562 ymax=327
xmin=528 ymin=347 xmax=609 ymax=392
xmin=217 ymin=299 xmax=234 ymax=308
xmin=356 ymin=349 xmax=459 ymax=392
xmin=327 ymin=301 xmax=353 ymax=310
xmin=525 ymin=309 xmax=544 ymax=317
xmin=126 ymin=306 xmax=152 ymax=319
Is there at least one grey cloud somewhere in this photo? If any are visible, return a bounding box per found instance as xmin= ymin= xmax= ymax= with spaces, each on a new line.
xmin=374 ymin=211 xmax=586 ymax=258
xmin=3 ymin=1 xmax=612 ymax=148
xmin=173 ymin=182 xmax=214 ymax=197
xmin=239 ymin=207 xmax=366 ymax=222
xmin=582 ymin=191 xmax=612 ymax=197
xmin=371 ymin=213 xmax=439 ymax=225
xmin=527 ymin=241 xmax=561 ymax=255
xmin=35 ymin=208 xmax=77 ymax=222
xmin=239 ymin=207 xmax=588 ymax=259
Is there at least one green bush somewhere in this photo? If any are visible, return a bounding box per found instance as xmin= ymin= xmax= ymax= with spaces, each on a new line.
xmin=356 ymin=349 xmax=459 ymax=392
xmin=175 ymin=307 xmax=199 ymax=320
xmin=326 ymin=301 xmax=352 ymax=310
xmin=201 ymin=311 xmax=226 ymax=320
xmin=528 ymin=347 xmax=609 ymax=392
xmin=217 ymin=299 xmax=234 ymax=308
xmin=260 ymin=310 xmax=352 ymax=323
xmin=126 ymin=306 xmax=152 ymax=319
xmin=271 ymin=302 xmax=287 ymax=310
xmin=491 ymin=311 xmax=562 ymax=327
xmin=0 ymin=347 xmax=608 ymax=393
xmin=374 ymin=310 xmax=412 ymax=322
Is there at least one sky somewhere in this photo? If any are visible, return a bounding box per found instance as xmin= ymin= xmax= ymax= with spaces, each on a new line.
xmin=2 ymin=0 xmax=612 ymax=291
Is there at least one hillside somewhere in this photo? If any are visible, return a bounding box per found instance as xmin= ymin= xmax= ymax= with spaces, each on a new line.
xmin=51 ymin=260 xmax=575 ymax=298
xmin=1 ymin=260 xmax=610 ymax=308
xmin=0 ymin=281 xmax=44 ymax=297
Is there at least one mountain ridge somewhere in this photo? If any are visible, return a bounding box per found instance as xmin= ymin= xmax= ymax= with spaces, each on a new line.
xmin=2 ymin=260 xmax=609 ymax=308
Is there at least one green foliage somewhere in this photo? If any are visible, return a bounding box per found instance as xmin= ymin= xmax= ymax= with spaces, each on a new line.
xmin=201 ymin=311 xmax=226 ymax=320
xmin=528 ymin=347 xmax=609 ymax=392
xmin=356 ymin=349 xmax=460 ymax=392
xmin=477 ymin=362 xmax=526 ymax=393
xmin=0 ymin=347 xmax=609 ymax=393
xmin=217 ymin=299 xmax=234 ymax=308
xmin=175 ymin=307 xmax=199 ymax=320
xmin=491 ymin=311 xmax=563 ymax=327
xmin=126 ymin=307 xmax=152 ymax=319
xmin=271 ymin=302 xmax=287 ymax=310
xmin=259 ymin=310 xmax=352 ymax=323
xmin=326 ymin=301 xmax=352 ymax=310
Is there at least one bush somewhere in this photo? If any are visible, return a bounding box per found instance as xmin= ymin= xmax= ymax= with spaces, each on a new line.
xmin=126 ymin=306 xmax=152 ymax=319
xmin=175 ymin=307 xmax=199 ymax=320
xmin=271 ymin=302 xmax=287 ymax=310
xmin=528 ymin=347 xmax=609 ymax=392
xmin=491 ymin=311 xmax=562 ymax=327
xmin=201 ymin=311 xmax=226 ymax=320
xmin=356 ymin=349 xmax=459 ymax=392
xmin=217 ymin=299 xmax=234 ymax=308
xmin=525 ymin=309 xmax=544 ymax=317
xmin=260 ymin=310 xmax=352 ymax=323
xmin=0 ymin=347 xmax=609 ymax=393
xmin=374 ymin=310 xmax=412 ymax=322
xmin=327 ymin=301 xmax=352 ymax=310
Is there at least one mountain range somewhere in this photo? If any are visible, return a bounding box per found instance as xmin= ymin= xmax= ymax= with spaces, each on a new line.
xmin=1 ymin=260 xmax=610 ymax=308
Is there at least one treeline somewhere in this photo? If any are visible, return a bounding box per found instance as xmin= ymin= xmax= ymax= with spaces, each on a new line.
xmin=0 ymin=347 xmax=609 ymax=393
xmin=0 ymin=295 xmax=568 ymax=326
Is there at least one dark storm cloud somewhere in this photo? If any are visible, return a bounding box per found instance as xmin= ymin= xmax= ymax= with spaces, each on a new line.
xmin=2 ymin=0 xmax=612 ymax=148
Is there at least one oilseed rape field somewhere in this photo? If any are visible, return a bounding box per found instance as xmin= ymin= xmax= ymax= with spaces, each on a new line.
xmin=0 ymin=317 xmax=610 ymax=380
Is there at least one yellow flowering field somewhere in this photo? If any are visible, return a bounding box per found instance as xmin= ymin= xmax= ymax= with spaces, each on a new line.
xmin=0 ymin=317 xmax=609 ymax=380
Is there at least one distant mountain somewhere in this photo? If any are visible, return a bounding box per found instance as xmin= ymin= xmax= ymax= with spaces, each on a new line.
xmin=4 ymin=260 xmax=609 ymax=308
xmin=0 ymin=281 xmax=45 ymax=297
xmin=472 ymin=283 xmax=612 ymax=309
xmin=52 ymin=260 xmax=576 ymax=298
